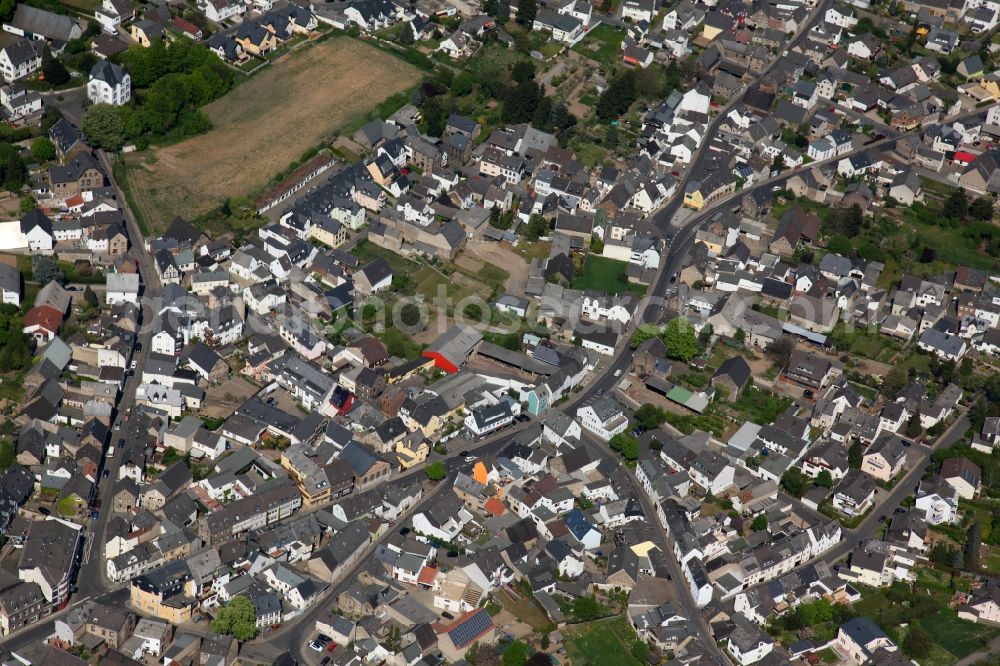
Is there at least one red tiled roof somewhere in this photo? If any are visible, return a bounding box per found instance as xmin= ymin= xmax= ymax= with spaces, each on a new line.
xmin=483 ymin=497 xmax=506 ymax=517
xmin=23 ymin=304 xmax=63 ymax=333
xmin=418 ymin=566 xmax=438 ymax=585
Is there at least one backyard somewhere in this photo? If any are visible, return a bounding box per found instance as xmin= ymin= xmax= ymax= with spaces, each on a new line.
xmin=571 ymin=24 xmax=626 ymax=67
xmin=122 ymin=36 xmax=422 ymax=233
xmin=571 ymin=255 xmax=646 ymax=296
xmin=562 ymin=616 xmax=644 ymax=665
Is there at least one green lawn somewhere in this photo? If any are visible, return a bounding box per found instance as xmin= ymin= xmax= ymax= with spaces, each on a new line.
xmin=730 ymin=385 xmax=792 ymax=424
xmin=919 ymin=609 xmax=1000 ymax=659
xmin=564 ymin=617 xmax=642 ymax=666
xmin=572 ymin=255 xmax=645 ymax=296
xmin=571 ymin=24 xmax=625 ymax=67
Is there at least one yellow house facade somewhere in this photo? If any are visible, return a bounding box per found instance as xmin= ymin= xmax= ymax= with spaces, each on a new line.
xmin=396 ymin=438 xmax=429 ymax=470
xmin=129 ymin=584 xmax=195 ymax=624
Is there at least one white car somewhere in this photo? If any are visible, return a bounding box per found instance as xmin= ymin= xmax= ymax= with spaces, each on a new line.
xmin=464 ymin=456 xmax=476 ymax=463
xmin=308 ymin=642 xmax=323 ymax=652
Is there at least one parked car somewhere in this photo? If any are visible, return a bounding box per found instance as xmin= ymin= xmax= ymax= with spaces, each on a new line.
xmin=38 ymin=507 xmax=50 ymax=515
xmin=102 ymin=469 xmax=110 ymax=479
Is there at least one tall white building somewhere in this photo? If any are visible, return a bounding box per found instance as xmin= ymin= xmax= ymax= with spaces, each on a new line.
xmin=87 ymin=61 xmax=131 ymax=106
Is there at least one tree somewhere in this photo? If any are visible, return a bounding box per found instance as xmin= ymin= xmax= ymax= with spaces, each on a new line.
xmin=662 ymin=317 xmax=698 ymax=361
xmin=827 ymin=235 xmax=853 ymax=256
xmin=30 ymin=138 xmax=55 ymax=163
xmin=634 ymin=404 xmax=666 ymax=431
xmin=41 ymin=58 xmax=69 ymax=85
xmin=0 ymin=143 xmax=25 ymax=192
xmin=780 ymin=467 xmax=808 ymax=498
xmin=906 ymin=413 xmax=923 ymax=439
xmin=620 ymin=436 xmax=639 ymax=462
xmin=425 ymin=461 xmax=447 ymax=481
xmin=502 ymin=80 xmax=541 ymax=123
xmin=848 ymin=442 xmax=863 ymax=469
xmin=609 ymin=433 xmax=637 ymax=456
xmin=596 ymin=70 xmax=636 ymax=121
xmin=516 ymin=0 xmax=536 ymax=25
xmin=970 ymin=197 xmax=994 ymax=221
xmin=571 ymin=596 xmax=602 ymax=621
xmin=83 ymin=285 xmax=99 ymax=309
xmin=904 ymin=624 xmax=932 ymax=659
xmin=881 ymin=365 xmax=907 ymax=398
xmin=944 ymin=188 xmax=968 ymax=221
xmin=511 ymin=60 xmax=536 ymax=83
xmin=0 ymin=438 xmax=13 ymax=470
xmin=965 ymin=520 xmax=982 ymax=571
xmin=750 ymin=514 xmax=768 ymax=531
xmin=211 ymin=596 xmax=258 ymax=641
xmin=82 ymin=104 xmax=127 ymax=151
xmin=765 ymin=335 xmax=796 ymax=369
xmin=698 ymin=322 xmax=713 ymax=349
xmin=32 ymin=256 xmax=64 ymax=285
xmin=502 ymin=641 xmax=530 ymax=666
xmin=772 ymin=154 xmax=784 ymax=173
xmin=816 ymin=469 xmax=833 ymax=488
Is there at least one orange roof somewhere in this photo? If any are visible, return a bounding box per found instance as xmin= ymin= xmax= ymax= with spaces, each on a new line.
xmin=418 ymin=566 xmax=438 ymax=585
xmin=483 ymin=498 xmax=506 ymax=517
xmin=65 ymin=194 xmax=84 ymax=208
xmin=472 ymin=460 xmax=487 ymax=485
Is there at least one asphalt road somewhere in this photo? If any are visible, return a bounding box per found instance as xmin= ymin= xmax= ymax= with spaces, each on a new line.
xmin=77 ymin=151 xmax=165 ymax=600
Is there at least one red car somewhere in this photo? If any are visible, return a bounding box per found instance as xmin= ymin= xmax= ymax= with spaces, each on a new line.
xmin=327 ymin=643 xmax=337 ymax=652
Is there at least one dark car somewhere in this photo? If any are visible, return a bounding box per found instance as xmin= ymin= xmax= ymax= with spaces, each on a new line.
xmin=458 ymin=451 xmax=469 ymax=457
xmin=878 ymin=515 xmax=887 ymax=523
xmin=442 ymin=611 xmax=455 ymax=620
xmin=38 ymin=507 xmax=50 ymax=515
xmin=321 ymin=658 xmax=331 ymax=665
xmin=894 ymin=507 xmax=906 ymax=514
xmin=803 ymin=389 xmax=814 ymax=399
xmin=102 ymin=469 xmax=110 ymax=479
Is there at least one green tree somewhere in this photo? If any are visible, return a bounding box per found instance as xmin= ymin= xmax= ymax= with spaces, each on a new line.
xmin=0 ymin=0 xmax=15 ymax=20
xmin=425 ymin=461 xmax=447 ymax=481
xmin=620 ymin=436 xmax=639 ymax=461
xmin=211 ymin=596 xmax=258 ymax=641
xmin=750 ymin=514 xmax=768 ymax=531
xmin=502 ymin=640 xmax=530 ymax=666
xmin=903 ymin=624 xmax=932 ymax=658
xmin=969 ymin=197 xmax=994 ymax=221
xmin=848 ymin=442 xmax=863 ymax=469
xmin=662 ymin=317 xmax=698 ymax=361
xmin=780 ymin=467 xmax=808 ymax=498
xmin=82 ymin=104 xmax=127 ymax=151
xmin=826 ymin=235 xmax=853 ymax=256
xmin=881 ymin=365 xmax=908 ymax=398
xmin=511 ymin=60 xmax=536 ymax=83
xmin=596 ymin=71 xmax=635 ymax=121
xmin=815 ymin=469 xmax=833 ymax=488
xmin=516 ymin=0 xmax=536 ymax=25
xmin=32 ymin=255 xmax=64 ymax=285
xmin=502 ymin=80 xmax=541 ymax=123
xmin=609 ymin=433 xmax=637 ymax=455
xmin=944 ymin=188 xmax=968 ymax=220
xmin=41 ymin=58 xmax=69 ymax=85
xmin=0 ymin=143 xmax=25 ymax=191
xmin=905 ymin=413 xmax=922 ymax=439
xmin=772 ymin=154 xmax=784 ymax=173
xmin=765 ymin=335 xmax=795 ymax=369
xmin=30 ymin=138 xmax=56 ymax=163
xmin=571 ymin=596 xmax=602 ymax=620
xmin=965 ymin=520 xmax=982 ymax=571
xmin=634 ymin=404 xmax=666 ymax=431
xmin=83 ymin=285 xmax=99 ymax=308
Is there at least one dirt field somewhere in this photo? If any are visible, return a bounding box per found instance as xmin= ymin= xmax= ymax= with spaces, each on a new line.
xmin=203 ymin=377 xmax=259 ymax=419
xmin=124 ymin=37 xmax=422 ymax=232
xmin=464 ymin=241 xmax=531 ymax=296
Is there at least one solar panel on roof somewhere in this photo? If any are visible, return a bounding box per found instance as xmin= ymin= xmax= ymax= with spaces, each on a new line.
xmin=448 ymin=609 xmax=493 ymax=648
